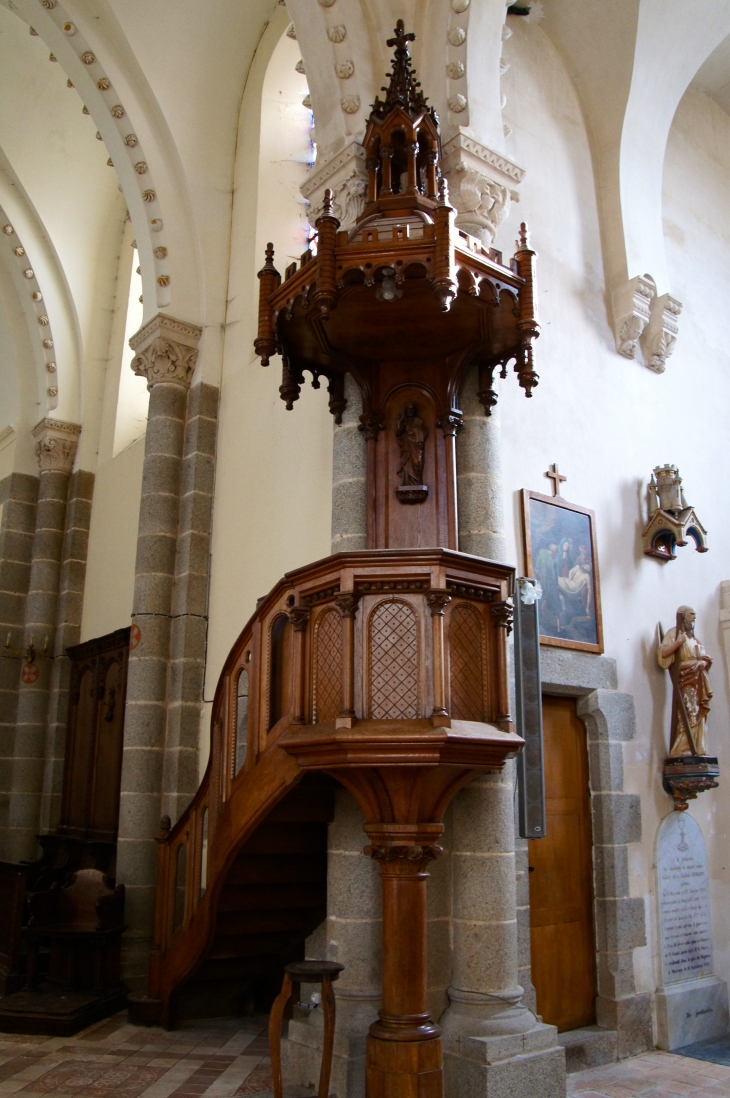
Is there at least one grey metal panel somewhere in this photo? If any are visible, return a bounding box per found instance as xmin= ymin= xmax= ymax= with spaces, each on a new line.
xmin=515 ymin=577 xmax=546 ymax=839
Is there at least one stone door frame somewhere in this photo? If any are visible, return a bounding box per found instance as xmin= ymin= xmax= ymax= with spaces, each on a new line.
xmin=516 ymin=647 xmax=653 ymax=1059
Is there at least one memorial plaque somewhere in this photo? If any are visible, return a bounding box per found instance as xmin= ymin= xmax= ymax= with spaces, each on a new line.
xmin=657 ymin=812 xmax=713 ymax=985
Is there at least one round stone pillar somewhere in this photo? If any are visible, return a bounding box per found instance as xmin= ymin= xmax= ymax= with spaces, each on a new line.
xmin=441 ymin=366 xmax=565 ymax=1096
xmin=5 ymin=420 xmax=80 ymax=862
xmin=331 ymin=375 xmax=367 ymax=555
xmin=116 ymin=313 xmax=201 ymax=987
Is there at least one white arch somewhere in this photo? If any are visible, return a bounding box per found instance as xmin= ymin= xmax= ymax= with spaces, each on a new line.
xmin=0 ymin=0 xmax=203 ymax=328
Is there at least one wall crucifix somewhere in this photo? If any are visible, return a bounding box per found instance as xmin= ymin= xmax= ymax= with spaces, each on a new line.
xmin=545 ymin=463 xmax=567 ymax=497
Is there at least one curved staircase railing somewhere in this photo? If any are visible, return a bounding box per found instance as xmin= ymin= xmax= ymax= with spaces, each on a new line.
xmin=143 ymin=547 xmax=522 ymax=1029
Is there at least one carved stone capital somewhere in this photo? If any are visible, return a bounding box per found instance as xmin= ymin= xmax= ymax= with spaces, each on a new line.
xmin=31 ymin=417 xmax=81 ymax=473
xmin=642 ymin=292 xmax=682 ymax=374
xmin=301 ymin=138 xmax=368 ymax=232
xmin=441 ymin=133 xmax=525 ymax=246
xmin=129 ymin=313 xmax=202 ymax=391
xmin=612 ymin=275 xmax=655 ymax=359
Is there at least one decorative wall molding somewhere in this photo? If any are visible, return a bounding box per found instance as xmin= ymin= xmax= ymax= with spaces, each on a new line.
xmin=2 ymin=0 xmax=172 ymax=311
xmin=441 ymin=133 xmax=524 ymax=245
xmin=0 ymin=207 xmax=59 ymax=409
xmin=642 ymin=292 xmax=682 ymax=374
xmin=612 ymin=275 xmax=655 ymax=359
xmin=612 ymin=276 xmax=682 ymax=369
xmin=301 ymin=139 xmax=368 ymax=230
xmin=31 ymin=417 xmax=81 ymax=472
xmin=129 ymin=313 xmax=202 ymax=390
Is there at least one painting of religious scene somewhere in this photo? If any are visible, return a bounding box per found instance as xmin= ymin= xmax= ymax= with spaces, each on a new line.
xmin=522 ymin=491 xmax=603 ymax=654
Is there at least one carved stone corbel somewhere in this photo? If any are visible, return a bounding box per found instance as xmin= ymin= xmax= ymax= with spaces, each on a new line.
xmin=129 ymin=313 xmax=202 ymax=390
xmin=641 ymin=292 xmax=682 ymax=374
xmin=612 ymin=275 xmax=655 ymax=359
xmin=441 ymin=133 xmax=525 ymax=246
xmin=300 ymin=139 xmax=368 ymax=231
xmin=31 ymin=418 xmax=81 ymax=473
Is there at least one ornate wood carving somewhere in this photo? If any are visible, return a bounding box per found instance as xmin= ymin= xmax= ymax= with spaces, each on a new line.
xmin=312 ymin=608 xmax=342 ymax=724
xmin=254 ymin=23 xmax=540 ymax=554
xmin=368 ymin=600 xmax=419 ymax=719
xmin=449 ymin=603 xmax=486 ymax=722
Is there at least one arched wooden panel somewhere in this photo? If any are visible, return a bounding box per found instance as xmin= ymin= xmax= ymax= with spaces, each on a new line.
xmin=268 ymin=613 xmax=292 ymax=730
xmin=449 ymin=603 xmax=486 ymax=721
xmin=368 ymin=599 xmax=419 ymax=719
xmin=234 ymin=667 xmax=249 ymax=775
xmin=312 ymin=608 xmax=342 ymax=723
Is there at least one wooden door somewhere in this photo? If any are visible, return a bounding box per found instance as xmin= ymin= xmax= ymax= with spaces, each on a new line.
xmin=59 ymin=627 xmax=130 ymax=842
xmin=528 ymin=695 xmax=596 ymax=1032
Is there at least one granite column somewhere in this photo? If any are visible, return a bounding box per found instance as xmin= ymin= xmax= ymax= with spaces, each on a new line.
xmin=441 ymin=366 xmax=564 ymax=1096
xmin=0 ymin=471 xmax=39 ymax=856
xmin=115 ymin=313 xmax=202 ymax=987
xmin=5 ymin=420 xmax=81 ymax=862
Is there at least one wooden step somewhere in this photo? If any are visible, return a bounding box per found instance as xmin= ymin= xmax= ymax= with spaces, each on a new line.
xmin=217 ymin=881 xmax=326 ymax=913
xmin=223 ymin=852 xmax=326 ymax=886
xmin=216 ymin=905 xmax=326 ymax=937
xmin=234 ymin=822 xmax=328 ymax=856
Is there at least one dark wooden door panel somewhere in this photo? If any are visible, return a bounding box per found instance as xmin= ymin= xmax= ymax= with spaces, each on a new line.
xmin=528 ymin=695 xmax=596 ymax=1032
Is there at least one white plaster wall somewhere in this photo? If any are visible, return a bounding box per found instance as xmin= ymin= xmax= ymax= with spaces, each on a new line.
xmin=80 ymin=434 xmax=144 ymax=642
xmin=496 ymin=21 xmax=730 ymax=1004
xmin=203 ymin=26 xmax=333 ymax=727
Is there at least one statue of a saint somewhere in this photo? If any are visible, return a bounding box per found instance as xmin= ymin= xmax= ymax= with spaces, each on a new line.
xmin=396 ymin=403 xmax=427 ymax=486
xmin=657 ymin=606 xmax=713 ymax=757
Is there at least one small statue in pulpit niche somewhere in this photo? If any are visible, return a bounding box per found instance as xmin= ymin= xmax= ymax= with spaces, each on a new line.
xmin=657 ymin=605 xmax=719 ymax=810
xmin=395 ymin=403 xmax=428 ymax=504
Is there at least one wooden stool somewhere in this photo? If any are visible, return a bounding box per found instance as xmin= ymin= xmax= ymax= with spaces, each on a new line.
xmin=268 ymin=960 xmax=344 ymax=1098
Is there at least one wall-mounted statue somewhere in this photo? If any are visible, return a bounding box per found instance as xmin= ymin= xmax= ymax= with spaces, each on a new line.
xmin=395 ymin=402 xmax=428 ymax=504
xmin=658 ymin=606 xmax=719 ymax=809
xmin=642 ymin=465 xmax=707 ymax=561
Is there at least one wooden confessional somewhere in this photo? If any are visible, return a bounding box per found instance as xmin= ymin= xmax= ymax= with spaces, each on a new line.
xmin=0 ymin=627 xmax=129 ymax=1029
xmin=140 ymin=22 xmax=541 ymax=1097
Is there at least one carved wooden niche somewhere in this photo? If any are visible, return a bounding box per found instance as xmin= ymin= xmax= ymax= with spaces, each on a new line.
xmin=311 ymin=607 xmax=342 ymax=724
xmin=374 ymin=386 xmax=453 ymax=550
xmin=448 ymin=602 xmax=488 ymax=722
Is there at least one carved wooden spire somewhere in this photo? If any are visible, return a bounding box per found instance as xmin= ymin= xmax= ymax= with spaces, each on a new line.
xmin=370 ymin=20 xmax=434 ymax=123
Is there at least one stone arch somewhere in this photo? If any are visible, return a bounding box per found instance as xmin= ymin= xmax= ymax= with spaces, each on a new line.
xmin=0 ymin=0 xmax=201 ymax=328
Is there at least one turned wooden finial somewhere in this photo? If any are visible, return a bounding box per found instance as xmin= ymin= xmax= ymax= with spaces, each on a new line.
xmin=438 ymin=177 xmax=450 ymax=207
xmin=517 ymin=222 xmax=530 ymax=249
xmin=322 ymin=188 xmax=334 ymax=217
xmin=260 ymin=242 xmax=276 ymax=272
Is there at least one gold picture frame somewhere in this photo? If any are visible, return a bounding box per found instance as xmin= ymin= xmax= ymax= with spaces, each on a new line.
xmin=521 ymin=489 xmax=604 ymax=654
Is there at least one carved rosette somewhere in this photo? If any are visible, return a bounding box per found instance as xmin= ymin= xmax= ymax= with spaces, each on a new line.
xmin=441 ymin=133 xmax=525 ymax=246
xmin=129 ymin=313 xmax=202 ymax=391
xmin=31 ymin=417 xmax=81 ymax=473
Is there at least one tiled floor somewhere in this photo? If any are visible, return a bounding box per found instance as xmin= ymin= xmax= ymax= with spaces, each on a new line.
xmin=0 ymin=1014 xmax=276 ymax=1098
xmin=3 ymin=1022 xmax=730 ymax=1098
xmin=569 ymin=1049 xmax=730 ymax=1098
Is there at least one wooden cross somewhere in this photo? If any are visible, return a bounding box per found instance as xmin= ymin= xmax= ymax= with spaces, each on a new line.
xmin=545 ymin=463 xmax=566 ymax=497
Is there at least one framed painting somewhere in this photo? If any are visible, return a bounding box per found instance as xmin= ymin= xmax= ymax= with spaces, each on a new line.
xmin=521 ymin=490 xmax=603 ymax=654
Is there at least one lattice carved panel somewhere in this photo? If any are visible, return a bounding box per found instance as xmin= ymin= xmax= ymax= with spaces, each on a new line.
xmin=449 ymin=603 xmax=485 ymax=721
xmin=368 ymin=599 xmax=419 ymax=719
xmin=313 ymin=608 xmax=342 ymax=723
